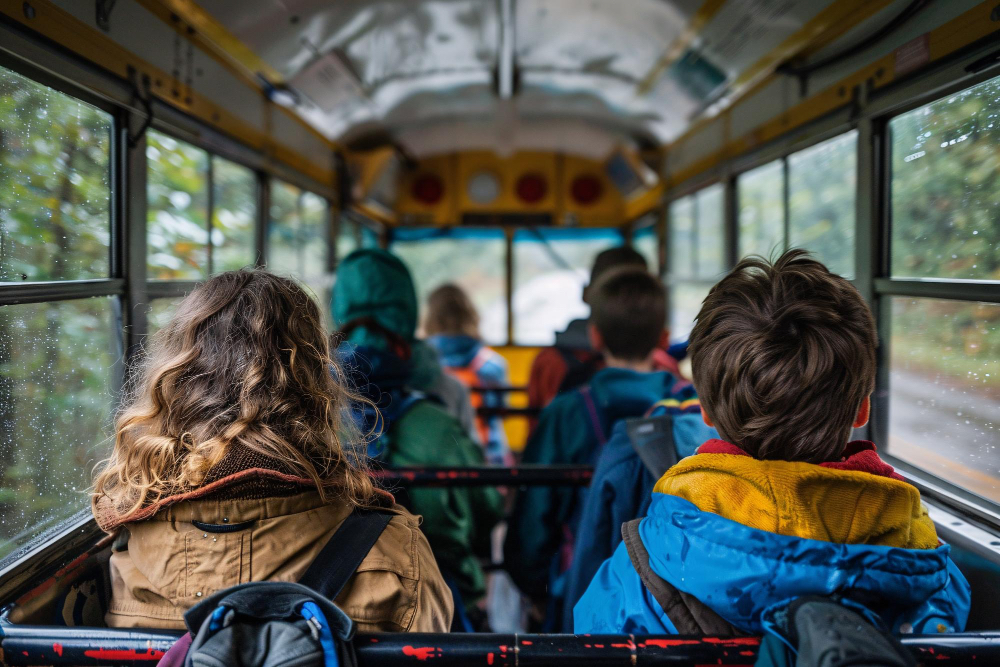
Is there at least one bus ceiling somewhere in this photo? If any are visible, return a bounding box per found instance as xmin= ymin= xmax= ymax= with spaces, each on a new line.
xmin=3 ymin=0 xmax=993 ymax=227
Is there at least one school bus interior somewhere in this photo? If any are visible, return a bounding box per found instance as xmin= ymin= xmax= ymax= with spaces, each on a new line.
xmin=2 ymin=0 xmax=1000 ymax=664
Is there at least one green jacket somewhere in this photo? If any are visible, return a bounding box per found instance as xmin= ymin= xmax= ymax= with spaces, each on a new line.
xmin=332 ymin=249 xmax=503 ymax=603
xmin=383 ymin=400 xmax=502 ymax=603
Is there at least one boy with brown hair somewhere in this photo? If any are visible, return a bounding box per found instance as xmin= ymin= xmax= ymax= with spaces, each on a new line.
xmin=506 ymin=266 xmax=703 ymax=630
xmin=574 ymin=250 xmax=970 ymax=636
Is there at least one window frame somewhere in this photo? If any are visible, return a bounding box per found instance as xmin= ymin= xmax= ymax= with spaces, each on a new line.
xmin=0 ymin=40 xmax=369 ymax=588
xmin=663 ymin=57 xmax=1000 ymax=525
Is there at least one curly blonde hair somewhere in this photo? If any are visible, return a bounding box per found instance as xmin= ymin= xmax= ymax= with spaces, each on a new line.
xmin=93 ymin=269 xmax=376 ymax=518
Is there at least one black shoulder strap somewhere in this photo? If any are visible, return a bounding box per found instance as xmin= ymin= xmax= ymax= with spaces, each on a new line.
xmin=298 ymin=507 xmax=394 ymax=601
xmin=625 ymin=414 xmax=678 ymax=480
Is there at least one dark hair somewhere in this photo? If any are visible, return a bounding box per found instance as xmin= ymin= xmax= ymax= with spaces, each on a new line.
xmin=590 ymin=267 xmax=666 ymax=361
xmin=689 ymin=250 xmax=877 ymax=462
xmin=424 ymin=283 xmax=480 ymax=338
xmin=589 ymin=246 xmax=648 ymax=285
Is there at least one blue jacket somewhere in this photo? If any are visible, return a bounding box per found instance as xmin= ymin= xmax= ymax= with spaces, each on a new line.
xmin=574 ymin=492 xmax=971 ymax=636
xmin=426 ymin=334 xmax=511 ymax=465
xmin=504 ymin=368 xmax=688 ymax=601
xmin=564 ymin=400 xmax=716 ymax=628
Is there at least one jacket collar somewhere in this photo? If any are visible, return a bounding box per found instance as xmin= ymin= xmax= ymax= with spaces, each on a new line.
xmin=653 ymin=444 xmax=936 ymax=547
xmin=587 ymin=367 xmax=683 ymax=425
xmin=696 ymin=439 xmax=904 ymax=480
xmin=426 ymin=334 xmax=481 ymax=368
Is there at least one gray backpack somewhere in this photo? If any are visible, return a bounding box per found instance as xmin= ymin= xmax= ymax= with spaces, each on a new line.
xmin=164 ymin=508 xmax=392 ymax=667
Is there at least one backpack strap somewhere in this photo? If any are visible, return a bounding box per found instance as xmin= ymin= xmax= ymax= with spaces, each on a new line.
xmin=625 ymin=414 xmax=678 ymax=480
xmin=579 ymin=385 xmax=607 ymax=446
xmin=299 ymin=507 xmax=394 ymax=601
xmin=621 ymin=519 xmax=741 ymax=636
xmin=467 ymin=346 xmax=492 ymax=374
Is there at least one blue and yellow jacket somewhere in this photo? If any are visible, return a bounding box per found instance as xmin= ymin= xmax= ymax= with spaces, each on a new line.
xmin=574 ymin=446 xmax=971 ymax=636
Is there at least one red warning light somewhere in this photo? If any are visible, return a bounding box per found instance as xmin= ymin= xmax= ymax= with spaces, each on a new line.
xmin=411 ymin=174 xmax=444 ymax=205
xmin=515 ymin=173 xmax=548 ymax=204
xmin=571 ymin=174 xmax=603 ymax=206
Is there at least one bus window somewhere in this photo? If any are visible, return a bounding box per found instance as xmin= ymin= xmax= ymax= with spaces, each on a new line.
xmin=337 ymin=217 xmax=361 ymax=263
xmin=789 ymin=131 xmax=857 ymax=278
xmin=891 ymin=76 xmax=1000 ymax=281
xmin=148 ymin=296 xmax=186 ymax=335
xmin=632 ymin=214 xmax=660 ymax=273
xmin=670 ymin=196 xmax=695 ymax=278
xmin=738 ymin=159 xmax=784 ymax=260
xmin=267 ymin=181 xmax=332 ymax=317
xmin=512 ymin=227 xmax=623 ymax=345
xmin=211 ymin=157 xmax=257 ymax=272
xmin=888 ymin=298 xmax=1000 ymax=504
xmin=0 ymin=66 xmax=116 ymax=563
xmin=668 ymin=184 xmax=724 ymax=341
xmin=147 ymin=130 xmax=210 ymax=280
xmin=300 ymin=192 xmax=330 ymax=302
xmin=0 ymin=299 xmax=118 ymax=561
xmin=0 ymin=66 xmax=111 ymax=281
xmin=391 ymin=228 xmax=507 ymax=345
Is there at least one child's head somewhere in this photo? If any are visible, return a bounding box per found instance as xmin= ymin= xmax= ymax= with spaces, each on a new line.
xmin=583 ymin=245 xmax=648 ymax=305
xmin=424 ymin=283 xmax=480 ymax=339
xmin=94 ymin=269 xmax=373 ymax=515
xmin=689 ymin=250 xmax=877 ymax=462
xmin=588 ymin=267 xmax=667 ymax=367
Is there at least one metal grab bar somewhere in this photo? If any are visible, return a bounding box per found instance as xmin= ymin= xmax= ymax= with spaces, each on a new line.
xmin=372 ymin=465 xmax=593 ymax=487
xmin=468 ymin=385 xmax=528 ymax=394
xmin=2 ymin=622 xmax=1000 ymax=666
xmin=475 ymin=406 xmax=541 ymax=418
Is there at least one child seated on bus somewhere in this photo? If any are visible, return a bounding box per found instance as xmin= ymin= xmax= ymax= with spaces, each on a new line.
xmin=574 ymin=250 xmax=971 ymax=636
xmin=91 ymin=269 xmax=453 ymax=632
xmin=505 ymin=267 xmax=686 ymax=631
xmin=331 ymin=249 xmax=504 ymax=629
xmin=527 ymin=247 xmax=655 ymax=413
xmin=424 ymin=283 xmax=513 ymax=466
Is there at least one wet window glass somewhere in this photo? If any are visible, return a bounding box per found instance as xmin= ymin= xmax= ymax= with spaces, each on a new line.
xmin=392 ymin=228 xmax=508 ymax=345
xmin=668 ymin=184 xmax=724 ymax=343
xmin=268 ymin=180 xmax=300 ymax=275
xmin=300 ymin=192 xmax=330 ymax=305
xmin=267 ymin=181 xmax=332 ymax=319
xmin=512 ymin=228 xmax=623 ymax=345
xmin=670 ymin=196 xmax=695 ymax=278
xmin=887 ymin=297 xmax=1000 ymax=503
xmin=670 ymin=283 xmax=712 ymax=343
xmin=0 ymin=298 xmax=117 ymax=560
xmin=337 ymin=217 xmax=361 ymax=264
xmin=632 ymin=219 xmax=660 ymax=275
xmin=146 ymin=130 xmax=209 ymax=280
xmin=211 ymin=157 xmax=257 ymax=272
xmin=0 ymin=66 xmax=111 ymax=282
xmin=789 ymin=131 xmax=857 ymax=278
xmin=738 ymin=159 xmax=784 ymax=261
xmin=891 ymin=76 xmax=1000 ymax=281
xmin=147 ymin=296 xmax=187 ymax=336
xmin=695 ymin=184 xmax=725 ymax=278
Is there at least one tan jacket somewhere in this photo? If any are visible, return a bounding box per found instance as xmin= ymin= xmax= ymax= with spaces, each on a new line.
xmin=105 ymin=492 xmax=453 ymax=632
